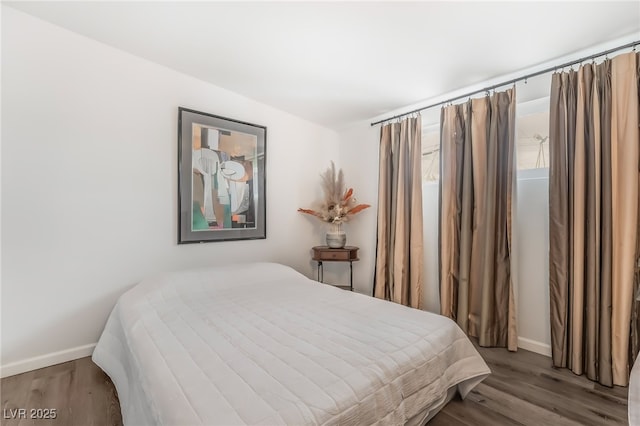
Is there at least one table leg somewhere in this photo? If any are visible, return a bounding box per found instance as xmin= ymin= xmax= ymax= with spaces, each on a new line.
xmin=349 ymin=261 xmax=353 ymax=291
xmin=318 ymin=261 xmax=323 ymax=283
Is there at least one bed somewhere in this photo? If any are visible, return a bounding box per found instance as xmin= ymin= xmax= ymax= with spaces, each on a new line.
xmin=93 ymin=262 xmax=490 ymax=425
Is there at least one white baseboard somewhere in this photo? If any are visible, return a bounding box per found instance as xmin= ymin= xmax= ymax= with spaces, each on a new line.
xmin=518 ymin=337 xmax=552 ymax=357
xmin=1 ymin=343 xmax=96 ymax=378
xmin=0 ymin=337 xmax=552 ymax=377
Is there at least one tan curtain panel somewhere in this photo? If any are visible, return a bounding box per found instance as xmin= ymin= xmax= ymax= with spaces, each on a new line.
xmin=373 ymin=117 xmax=424 ymax=309
xmin=439 ymin=89 xmax=518 ymax=351
xmin=633 ymin=53 xmax=640 ymax=372
xmin=549 ymin=51 xmax=639 ymax=387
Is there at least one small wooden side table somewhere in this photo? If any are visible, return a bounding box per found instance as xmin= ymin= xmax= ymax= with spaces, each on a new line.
xmin=312 ymin=246 xmax=359 ymax=291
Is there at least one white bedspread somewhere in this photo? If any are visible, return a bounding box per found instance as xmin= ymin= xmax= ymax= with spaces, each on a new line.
xmin=93 ymin=263 xmax=490 ymax=425
xmin=631 ymin=356 xmax=640 ymax=426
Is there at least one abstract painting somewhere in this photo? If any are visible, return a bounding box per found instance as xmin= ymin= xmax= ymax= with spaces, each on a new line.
xmin=178 ymin=108 xmax=266 ymax=243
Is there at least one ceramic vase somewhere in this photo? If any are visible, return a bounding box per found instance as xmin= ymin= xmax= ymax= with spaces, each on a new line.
xmin=326 ymin=222 xmax=346 ymax=248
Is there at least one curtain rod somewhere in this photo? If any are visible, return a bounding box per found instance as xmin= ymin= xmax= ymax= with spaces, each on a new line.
xmin=370 ymin=40 xmax=639 ymax=127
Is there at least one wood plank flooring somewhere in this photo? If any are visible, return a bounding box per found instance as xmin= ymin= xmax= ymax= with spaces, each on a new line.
xmin=1 ymin=344 xmax=629 ymax=425
xmin=431 ymin=344 xmax=629 ymax=426
xmin=1 ymin=357 xmax=121 ymax=426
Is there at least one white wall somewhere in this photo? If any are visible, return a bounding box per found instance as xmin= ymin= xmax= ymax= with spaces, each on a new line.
xmin=0 ymin=6 xmax=340 ymax=376
xmin=334 ymin=122 xmax=379 ymax=295
xmin=512 ymin=97 xmax=552 ymax=356
xmin=514 ymin=173 xmax=551 ymax=355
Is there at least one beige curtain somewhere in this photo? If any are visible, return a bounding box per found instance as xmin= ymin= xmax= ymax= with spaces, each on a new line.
xmin=373 ymin=117 xmax=424 ymax=309
xmin=439 ymin=89 xmax=518 ymax=351
xmin=549 ymin=51 xmax=639 ymax=387
xmin=634 ymin=52 xmax=640 ymax=369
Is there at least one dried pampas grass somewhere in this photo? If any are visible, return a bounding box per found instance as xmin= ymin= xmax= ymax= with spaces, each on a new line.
xmin=298 ymin=162 xmax=370 ymax=224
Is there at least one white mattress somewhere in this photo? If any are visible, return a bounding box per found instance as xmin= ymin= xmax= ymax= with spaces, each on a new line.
xmin=93 ymin=262 xmax=490 ymax=425
xmin=631 ymin=356 xmax=640 ymax=426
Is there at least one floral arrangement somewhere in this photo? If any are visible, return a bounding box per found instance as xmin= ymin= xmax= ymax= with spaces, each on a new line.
xmin=298 ymin=162 xmax=370 ymax=224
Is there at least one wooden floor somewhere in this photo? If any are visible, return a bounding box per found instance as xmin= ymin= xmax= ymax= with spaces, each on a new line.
xmin=1 ymin=357 xmax=122 ymax=426
xmin=431 ymin=344 xmax=629 ymax=426
xmin=1 ymin=345 xmax=629 ymax=426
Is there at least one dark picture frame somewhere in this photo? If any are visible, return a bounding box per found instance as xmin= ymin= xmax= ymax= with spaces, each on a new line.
xmin=178 ymin=107 xmax=266 ymax=243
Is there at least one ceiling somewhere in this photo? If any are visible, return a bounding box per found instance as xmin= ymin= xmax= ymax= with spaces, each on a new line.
xmin=6 ymin=1 xmax=640 ymax=129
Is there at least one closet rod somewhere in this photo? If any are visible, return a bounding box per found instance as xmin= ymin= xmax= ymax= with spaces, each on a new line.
xmin=370 ymin=39 xmax=639 ymax=127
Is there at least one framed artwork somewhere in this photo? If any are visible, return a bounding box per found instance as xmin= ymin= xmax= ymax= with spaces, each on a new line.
xmin=178 ymin=107 xmax=266 ymax=243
